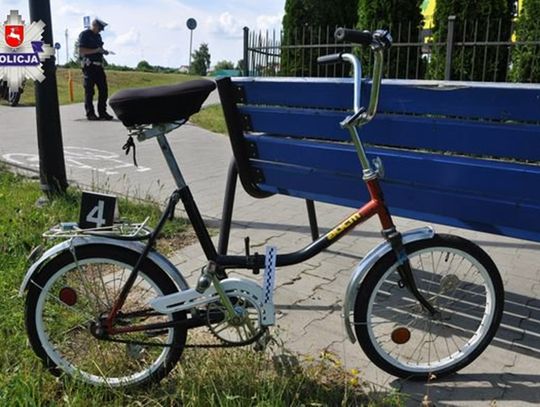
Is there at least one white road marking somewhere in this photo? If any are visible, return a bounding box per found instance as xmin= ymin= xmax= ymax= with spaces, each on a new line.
xmin=2 ymin=146 xmax=151 ymax=175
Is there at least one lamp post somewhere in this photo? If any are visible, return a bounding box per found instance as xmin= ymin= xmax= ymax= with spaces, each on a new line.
xmin=186 ymin=18 xmax=197 ymax=71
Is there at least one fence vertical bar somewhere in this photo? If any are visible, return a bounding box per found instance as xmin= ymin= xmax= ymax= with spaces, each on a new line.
xmin=460 ymin=19 xmax=467 ymax=80
xmin=395 ymin=22 xmax=402 ymax=77
xmin=405 ymin=21 xmax=411 ymax=79
xmin=265 ymin=29 xmax=269 ymax=77
xmin=317 ymin=26 xmax=322 ymax=77
xmin=308 ymin=26 xmax=313 ymax=77
xmin=493 ymin=18 xmax=502 ymax=82
xmin=471 ymin=20 xmax=479 ymax=80
xmin=505 ymin=20 xmax=514 ymax=82
xmin=243 ymin=26 xmax=249 ymax=76
xmin=325 ymin=25 xmax=330 ymax=77
xmin=482 ymin=18 xmax=491 ymax=82
xmin=445 ymin=15 xmax=456 ymax=80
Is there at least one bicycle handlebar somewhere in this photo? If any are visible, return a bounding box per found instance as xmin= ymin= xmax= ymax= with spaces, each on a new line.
xmin=334 ymin=28 xmax=373 ymax=46
xmin=316 ymin=53 xmax=343 ymax=65
xmin=317 ymin=28 xmax=392 ymax=122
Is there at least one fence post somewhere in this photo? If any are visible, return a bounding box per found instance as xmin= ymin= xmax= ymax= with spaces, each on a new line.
xmin=243 ymin=26 xmax=250 ymax=76
xmin=444 ymin=15 xmax=456 ymax=80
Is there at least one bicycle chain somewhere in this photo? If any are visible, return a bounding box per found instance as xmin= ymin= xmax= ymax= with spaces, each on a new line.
xmin=99 ymin=331 xmax=264 ymax=349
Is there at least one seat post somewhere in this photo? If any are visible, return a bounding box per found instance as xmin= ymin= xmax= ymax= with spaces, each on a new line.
xmin=156 ymin=134 xmax=187 ymax=189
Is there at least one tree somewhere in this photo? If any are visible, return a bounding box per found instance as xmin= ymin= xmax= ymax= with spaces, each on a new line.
xmin=427 ymin=0 xmax=513 ymax=81
xmin=357 ymin=0 xmax=424 ymax=79
xmin=190 ymin=43 xmax=211 ymax=76
xmin=511 ymin=0 xmax=540 ymax=82
xmin=281 ymin=0 xmax=359 ymax=76
xmin=136 ymin=60 xmax=153 ymax=72
xmin=214 ymin=60 xmax=235 ymax=71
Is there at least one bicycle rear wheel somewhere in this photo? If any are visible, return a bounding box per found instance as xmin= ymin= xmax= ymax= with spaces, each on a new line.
xmin=354 ymin=234 xmax=503 ymax=379
xmin=25 ymin=244 xmax=187 ymax=387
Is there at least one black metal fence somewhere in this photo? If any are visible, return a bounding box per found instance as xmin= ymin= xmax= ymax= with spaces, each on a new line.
xmin=243 ymin=16 xmax=540 ymax=82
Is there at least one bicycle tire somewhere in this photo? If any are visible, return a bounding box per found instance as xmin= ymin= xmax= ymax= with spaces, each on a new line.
xmin=25 ymin=244 xmax=187 ymax=388
xmin=354 ymin=234 xmax=504 ymax=380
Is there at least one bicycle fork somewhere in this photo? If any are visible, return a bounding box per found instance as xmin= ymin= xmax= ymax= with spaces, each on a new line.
xmin=385 ymin=229 xmax=437 ymax=316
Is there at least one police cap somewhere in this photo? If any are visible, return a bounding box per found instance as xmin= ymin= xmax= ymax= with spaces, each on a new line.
xmin=92 ymin=18 xmax=108 ymax=31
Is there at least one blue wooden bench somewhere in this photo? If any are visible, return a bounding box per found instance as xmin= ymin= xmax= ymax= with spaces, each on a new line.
xmin=215 ymin=77 xmax=540 ymax=250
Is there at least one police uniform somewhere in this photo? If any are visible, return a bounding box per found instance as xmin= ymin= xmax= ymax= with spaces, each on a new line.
xmin=78 ymin=21 xmax=111 ymax=120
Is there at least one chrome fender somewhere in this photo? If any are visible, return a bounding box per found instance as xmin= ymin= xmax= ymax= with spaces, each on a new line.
xmin=343 ymin=227 xmax=435 ymax=342
xmin=19 ymin=236 xmax=189 ymax=296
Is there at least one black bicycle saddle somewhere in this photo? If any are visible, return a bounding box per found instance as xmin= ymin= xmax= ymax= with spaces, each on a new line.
xmin=110 ymin=79 xmax=216 ymax=127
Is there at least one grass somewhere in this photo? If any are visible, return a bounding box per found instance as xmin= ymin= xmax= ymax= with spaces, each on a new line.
xmin=0 ymin=167 xmax=404 ymax=406
xmin=6 ymin=68 xmax=197 ymax=106
xmin=190 ymin=104 xmax=228 ymax=135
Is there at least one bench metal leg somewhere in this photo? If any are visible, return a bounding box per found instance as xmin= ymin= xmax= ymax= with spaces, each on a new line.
xmin=306 ymin=199 xmax=319 ymax=241
xmin=218 ymin=159 xmax=239 ymax=255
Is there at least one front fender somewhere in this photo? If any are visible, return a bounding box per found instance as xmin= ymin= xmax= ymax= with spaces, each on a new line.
xmin=19 ymin=236 xmax=189 ymax=296
xmin=342 ymin=227 xmax=435 ymax=342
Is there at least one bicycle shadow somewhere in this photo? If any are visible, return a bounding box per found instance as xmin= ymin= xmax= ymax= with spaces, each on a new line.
xmin=393 ymin=284 xmax=540 ymax=405
xmin=275 ymin=277 xmax=540 ymax=405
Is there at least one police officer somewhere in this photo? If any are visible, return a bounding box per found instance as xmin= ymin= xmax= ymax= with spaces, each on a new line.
xmin=78 ymin=18 xmax=114 ymax=121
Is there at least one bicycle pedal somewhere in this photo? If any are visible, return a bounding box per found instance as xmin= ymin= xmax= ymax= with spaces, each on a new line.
xmin=253 ymin=330 xmax=272 ymax=352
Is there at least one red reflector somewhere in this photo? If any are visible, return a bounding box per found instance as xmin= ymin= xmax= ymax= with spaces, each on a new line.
xmin=391 ymin=327 xmax=411 ymax=344
xmin=59 ymin=287 xmax=77 ymax=306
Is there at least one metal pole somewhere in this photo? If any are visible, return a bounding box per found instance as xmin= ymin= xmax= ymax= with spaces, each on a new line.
xmin=444 ymin=15 xmax=456 ymax=81
xmin=305 ymin=199 xmax=319 ymax=241
xmin=188 ymin=29 xmax=193 ymax=70
xmin=217 ymin=160 xmax=238 ymax=255
xmin=243 ymin=26 xmax=249 ymax=76
xmin=29 ymin=0 xmax=68 ymax=196
xmin=65 ymin=28 xmax=69 ymax=64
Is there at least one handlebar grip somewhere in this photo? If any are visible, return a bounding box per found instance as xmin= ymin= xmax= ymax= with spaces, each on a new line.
xmin=335 ymin=28 xmax=373 ymax=46
xmin=317 ymin=53 xmax=343 ymax=65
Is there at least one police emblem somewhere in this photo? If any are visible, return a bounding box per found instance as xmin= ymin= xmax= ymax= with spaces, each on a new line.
xmin=0 ymin=10 xmax=54 ymax=93
xmin=5 ymin=24 xmax=24 ymax=48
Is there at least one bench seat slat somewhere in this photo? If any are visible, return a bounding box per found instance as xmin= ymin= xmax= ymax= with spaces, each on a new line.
xmin=241 ymin=106 xmax=540 ymax=162
xmin=235 ymin=78 xmax=540 ymax=123
xmin=252 ymin=161 xmax=540 ymax=243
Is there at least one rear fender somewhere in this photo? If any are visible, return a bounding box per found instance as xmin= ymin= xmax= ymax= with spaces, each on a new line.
xmin=19 ymin=236 xmax=189 ymax=296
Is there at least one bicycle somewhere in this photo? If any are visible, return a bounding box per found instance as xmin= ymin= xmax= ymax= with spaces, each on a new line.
xmin=22 ymin=28 xmax=504 ymax=388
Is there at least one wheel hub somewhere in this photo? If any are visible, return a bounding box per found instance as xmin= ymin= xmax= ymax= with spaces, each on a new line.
xmin=440 ymin=274 xmax=460 ymax=294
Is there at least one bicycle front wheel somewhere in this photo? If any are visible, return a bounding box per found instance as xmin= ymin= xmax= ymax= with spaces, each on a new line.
xmin=25 ymin=244 xmax=187 ymax=388
xmin=354 ymin=234 xmax=503 ymax=379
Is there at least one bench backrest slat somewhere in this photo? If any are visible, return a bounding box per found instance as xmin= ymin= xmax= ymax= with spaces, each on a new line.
xmin=240 ymin=106 xmax=540 ymax=162
xmin=239 ymin=78 xmax=540 ymax=123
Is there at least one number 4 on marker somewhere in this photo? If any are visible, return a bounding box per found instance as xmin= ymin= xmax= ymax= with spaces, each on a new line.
xmin=86 ymin=200 xmax=106 ymax=228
